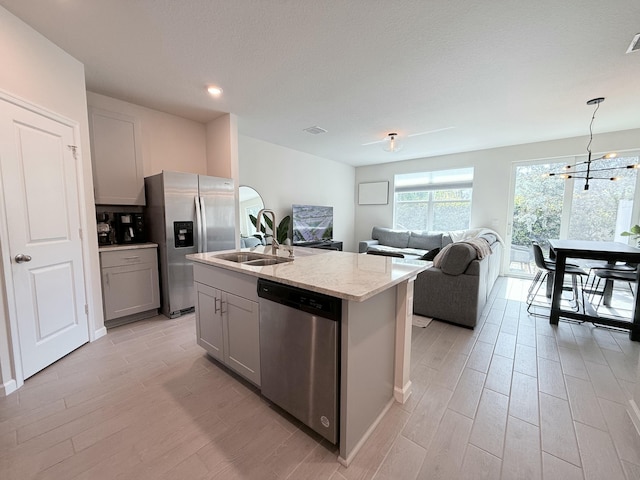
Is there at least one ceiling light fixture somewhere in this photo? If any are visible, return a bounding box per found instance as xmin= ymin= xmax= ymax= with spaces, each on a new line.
xmin=382 ymin=133 xmax=403 ymax=153
xmin=362 ymin=127 xmax=454 ymax=149
xmin=207 ymin=85 xmax=223 ymax=97
xmin=546 ymin=97 xmax=638 ymax=190
xmin=627 ymin=33 xmax=640 ymax=53
xmin=303 ymin=126 xmax=327 ymax=135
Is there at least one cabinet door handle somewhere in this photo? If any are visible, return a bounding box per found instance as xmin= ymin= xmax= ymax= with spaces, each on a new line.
xmin=123 ymin=256 xmax=140 ymax=260
xmin=220 ymin=299 xmax=226 ymax=314
xmin=195 ymin=196 xmax=203 ymax=253
xmin=105 ymin=273 xmax=110 ymax=287
xmin=214 ymin=296 xmax=220 ymax=314
xmin=199 ymin=196 xmax=207 ymax=252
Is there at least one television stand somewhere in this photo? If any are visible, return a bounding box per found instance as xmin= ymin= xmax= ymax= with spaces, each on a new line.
xmin=295 ymin=240 xmax=343 ymax=251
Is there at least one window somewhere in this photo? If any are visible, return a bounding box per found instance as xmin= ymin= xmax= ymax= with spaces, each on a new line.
xmin=394 ymin=168 xmax=473 ymax=231
xmin=507 ymin=153 xmax=640 ymax=275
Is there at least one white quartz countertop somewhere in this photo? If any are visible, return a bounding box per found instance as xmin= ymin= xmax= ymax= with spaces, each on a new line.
xmin=99 ymin=242 xmax=158 ymax=252
xmin=187 ymin=246 xmax=430 ymax=302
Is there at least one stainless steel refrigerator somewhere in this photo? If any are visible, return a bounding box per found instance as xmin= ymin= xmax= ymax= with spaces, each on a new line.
xmin=145 ymin=170 xmax=236 ymax=318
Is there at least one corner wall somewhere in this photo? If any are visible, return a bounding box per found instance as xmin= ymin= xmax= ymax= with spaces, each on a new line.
xmin=239 ymin=135 xmax=356 ymax=251
xmin=354 ymin=129 xmax=640 ymax=248
xmin=206 ymin=113 xmax=238 ymax=180
xmin=207 ymin=114 xmax=240 ymax=246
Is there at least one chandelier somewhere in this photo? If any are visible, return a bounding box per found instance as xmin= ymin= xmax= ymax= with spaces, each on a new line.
xmin=547 ymin=97 xmax=639 ymax=190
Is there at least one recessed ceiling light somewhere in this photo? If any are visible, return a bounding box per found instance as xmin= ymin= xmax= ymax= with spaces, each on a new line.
xmin=207 ymin=85 xmax=223 ymax=96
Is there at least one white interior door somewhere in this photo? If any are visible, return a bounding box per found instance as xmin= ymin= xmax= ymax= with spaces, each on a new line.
xmin=0 ymin=99 xmax=88 ymax=379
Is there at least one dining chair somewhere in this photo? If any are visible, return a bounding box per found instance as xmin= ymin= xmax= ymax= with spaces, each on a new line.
xmin=526 ymin=242 xmax=588 ymax=315
xmin=584 ymin=260 xmax=635 ymax=293
xmin=589 ymin=264 xmax=638 ymax=315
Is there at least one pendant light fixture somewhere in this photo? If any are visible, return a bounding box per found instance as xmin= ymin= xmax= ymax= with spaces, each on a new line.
xmin=382 ymin=133 xmax=403 ymax=153
xmin=547 ymin=97 xmax=639 ymax=190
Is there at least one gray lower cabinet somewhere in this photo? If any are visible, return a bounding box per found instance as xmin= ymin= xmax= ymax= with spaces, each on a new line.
xmin=194 ymin=266 xmax=261 ymax=386
xmin=194 ymin=283 xmax=224 ymax=362
xmin=100 ymin=247 xmax=160 ymax=322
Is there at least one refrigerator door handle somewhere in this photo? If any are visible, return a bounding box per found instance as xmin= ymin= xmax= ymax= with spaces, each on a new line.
xmin=195 ymin=195 xmax=203 ymax=253
xmin=199 ymin=196 xmax=207 ymax=252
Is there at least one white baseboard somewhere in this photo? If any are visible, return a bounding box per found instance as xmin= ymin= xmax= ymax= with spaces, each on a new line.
xmin=1 ymin=379 xmax=17 ymax=397
xmin=394 ymin=380 xmax=412 ymax=404
xmin=93 ymin=327 xmax=107 ymax=341
xmin=338 ymin=398 xmax=394 ymax=467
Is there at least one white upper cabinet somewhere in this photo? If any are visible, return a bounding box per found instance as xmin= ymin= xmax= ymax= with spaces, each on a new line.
xmin=89 ymin=107 xmax=145 ymax=205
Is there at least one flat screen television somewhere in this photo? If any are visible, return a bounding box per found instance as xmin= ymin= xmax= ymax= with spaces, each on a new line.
xmin=292 ymin=204 xmax=333 ymax=244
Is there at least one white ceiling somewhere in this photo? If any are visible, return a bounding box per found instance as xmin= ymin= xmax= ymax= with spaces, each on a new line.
xmin=2 ymin=0 xmax=640 ymax=167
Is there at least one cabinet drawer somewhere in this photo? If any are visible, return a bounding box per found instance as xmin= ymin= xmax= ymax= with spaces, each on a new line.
xmin=193 ymin=263 xmax=258 ymax=301
xmin=100 ymin=248 xmax=157 ymax=268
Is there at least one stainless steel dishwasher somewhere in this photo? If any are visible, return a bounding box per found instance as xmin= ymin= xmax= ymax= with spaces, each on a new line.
xmin=257 ymin=279 xmax=341 ymax=444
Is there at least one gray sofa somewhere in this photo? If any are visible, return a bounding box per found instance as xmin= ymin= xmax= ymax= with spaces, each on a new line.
xmin=359 ymin=227 xmax=502 ymax=328
xmin=359 ymin=227 xmax=453 ymax=259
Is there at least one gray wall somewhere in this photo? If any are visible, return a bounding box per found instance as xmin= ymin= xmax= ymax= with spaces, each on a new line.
xmin=239 ymin=135 xmax=357 ymax=251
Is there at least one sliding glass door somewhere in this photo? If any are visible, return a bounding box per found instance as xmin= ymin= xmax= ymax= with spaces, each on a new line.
xmin=506 ymin=153 xmax=640 ymax=276
xmin=567 ymin=154 xmax=638 ymax=241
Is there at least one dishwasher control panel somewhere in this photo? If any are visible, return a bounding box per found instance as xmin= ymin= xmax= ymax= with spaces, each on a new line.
xmin=257 ymin=279 xmax=341 ymax=321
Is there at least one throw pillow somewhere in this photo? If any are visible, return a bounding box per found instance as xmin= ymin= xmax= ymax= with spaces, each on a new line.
xmin=433 ymin=243 xmax=477 ymax=275
xmin=421 ymin=248 xmax=440 ymax=261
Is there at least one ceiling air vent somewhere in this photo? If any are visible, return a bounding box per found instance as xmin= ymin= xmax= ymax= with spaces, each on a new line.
xmin=303 ymin=126 xmax=327 ymax=135
xmin=627 ymin=33 xmax=640 ymax=53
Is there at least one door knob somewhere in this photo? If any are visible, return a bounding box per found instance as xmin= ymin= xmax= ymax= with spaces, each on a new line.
xmin=15 ymin=254 xmax=32 ymax=263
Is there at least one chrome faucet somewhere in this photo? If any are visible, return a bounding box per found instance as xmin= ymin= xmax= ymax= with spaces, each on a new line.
xmin=256 ymin=208 xmax=279 ymax=255
xmin=282 ymin=238 xmax=295 ymax=259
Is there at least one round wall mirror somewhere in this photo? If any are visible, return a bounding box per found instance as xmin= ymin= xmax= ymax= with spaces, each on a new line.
xmin=239 ymin=185 xmax=264 ymax=237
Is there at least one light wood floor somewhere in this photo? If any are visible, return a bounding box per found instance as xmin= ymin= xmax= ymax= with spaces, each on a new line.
xmin=1 ymin=277 xmax=639 ymax=479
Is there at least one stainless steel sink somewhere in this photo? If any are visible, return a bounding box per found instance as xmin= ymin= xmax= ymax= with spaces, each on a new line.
xmin=212 ymin=252 xmax=293 ymax=266
xmin=242 ymin=257 xmax=293 ymax=266
xmin=212 ymin=252 xmax=269 ymax=263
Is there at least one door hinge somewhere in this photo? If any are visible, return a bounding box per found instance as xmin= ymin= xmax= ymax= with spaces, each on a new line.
xmin=84 ymin=304 xmax=89 ymax=315
xmin=67 ymin=145 xmax=78 ymax=160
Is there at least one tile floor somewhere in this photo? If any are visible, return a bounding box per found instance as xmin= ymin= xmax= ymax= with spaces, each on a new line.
xmin=1 ymin=277 xmax=639 ymax=479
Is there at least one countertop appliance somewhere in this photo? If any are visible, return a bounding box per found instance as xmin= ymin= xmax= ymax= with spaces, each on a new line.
xmin=96 ymin=212 xmax=112 ymax=245
xmin=115 ymin=213 xmax=145 ymax=244
xmin=145 ymin=170 xmax=235 ymax=318
xmin=257 ymin=278 xmax=341 ymax=444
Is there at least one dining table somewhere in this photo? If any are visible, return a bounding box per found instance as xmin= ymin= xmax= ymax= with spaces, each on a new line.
xmin=548 ymin=239 xmax=640 ymax=341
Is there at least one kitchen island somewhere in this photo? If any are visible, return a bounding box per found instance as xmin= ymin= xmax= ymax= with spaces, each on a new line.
xmin=187 ymin=246 xmax=429 ymax=466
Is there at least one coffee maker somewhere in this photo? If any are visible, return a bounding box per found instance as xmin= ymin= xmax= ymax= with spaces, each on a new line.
xmin=116 ymin=213 xmax=145 ymax=244
xmin=96 ymin=213 xmax=113 ymax=245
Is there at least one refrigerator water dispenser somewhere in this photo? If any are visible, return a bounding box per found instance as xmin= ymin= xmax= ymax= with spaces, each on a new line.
xmin=174 ymin=221 xmax=194 ymax=248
